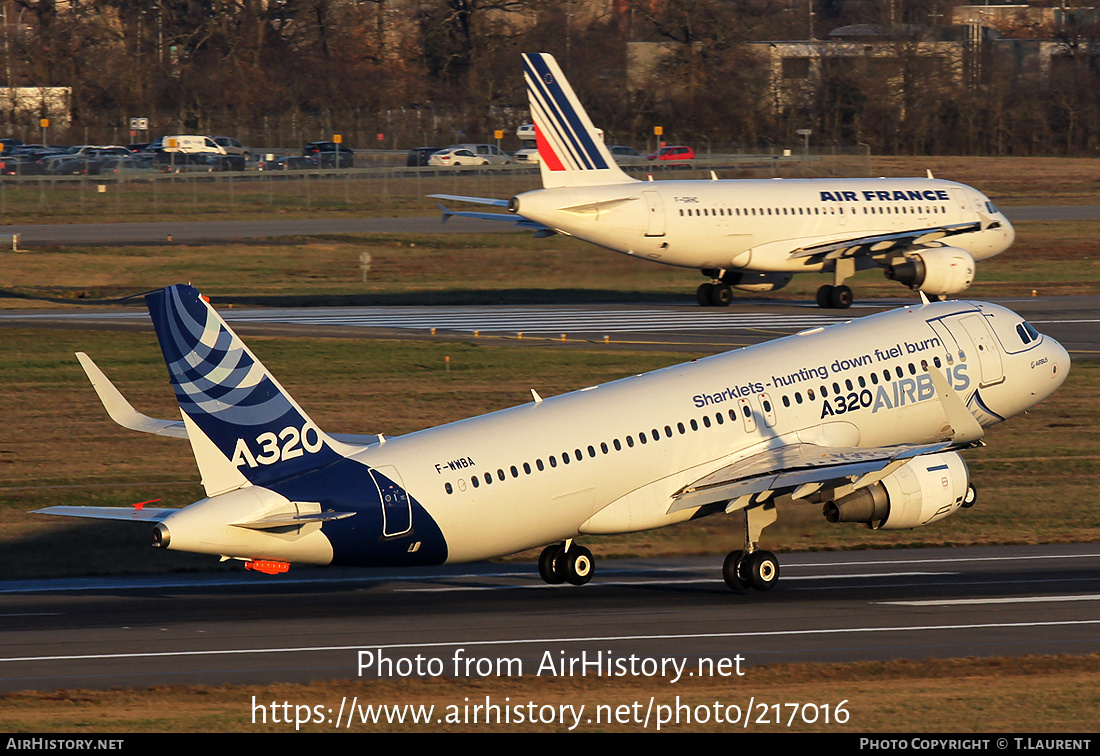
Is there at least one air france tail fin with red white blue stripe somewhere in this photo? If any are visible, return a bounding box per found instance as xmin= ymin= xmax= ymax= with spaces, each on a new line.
xmin=523 ymin=52 xmax=637 ymax=189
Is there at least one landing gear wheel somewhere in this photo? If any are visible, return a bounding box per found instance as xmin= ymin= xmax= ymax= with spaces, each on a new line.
xmin=816 ymin=285 xmax=833 ymax=308
xmin=697 ymin=283 xmax=714 ymax=307
xmin=829 ymin=285 xmax=853 ymax=309
xmin=962 ymin=483 xmax=978 ymax=509
xmin=722 ymin=550 xmax=749 ymax=591
xmin=538 ymin=544 xmax=565 ymax=584
xmin=745 ymin=550 xmax=780 ymax=591
xmin=709 ymin=284 xmax=733 ymax=307
xmin=563 ymin=545 xmax=594 ymax=585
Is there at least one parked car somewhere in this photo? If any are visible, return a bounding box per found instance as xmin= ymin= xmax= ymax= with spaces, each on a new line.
xmin=99 ymin=155 xmax=156 ymax=175
xmin=448 ymin=143 xmax=511 ymax=164
xmin=153 ymin=152 xmax=245 ymax=172
xmin=646 ymin=145 xmax=695 ymax=163
xmin=257 ymin=155 xmax=317 ymax=171
xmin=428 ymin=148 xmax=491 ymax=167
xmin=213 ymin=136 xmax=249 ymax=158
xmin=302 ymin=141 xmax=354 ymax=168
xmin=513 ymin=147 xmax=540 ymax=164
xmin=608 ymin=145 xmax=646 ymax=164
xmin=406 ymin=147 xmax=444 ymax=167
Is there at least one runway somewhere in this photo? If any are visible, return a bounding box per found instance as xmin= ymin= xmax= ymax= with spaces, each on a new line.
xmin=1 ymin=218 xmax=1097 ymax=695
xmin=1 ymin=544 xmax=1097 ymax=692
xmin=3 ymin=295 xmax=1097 ymax=357
xmin=0 ymin=204 xmax=1095 ymax=246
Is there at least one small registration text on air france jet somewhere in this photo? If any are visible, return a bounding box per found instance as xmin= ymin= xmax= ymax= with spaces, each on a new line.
xmin=432 ymin=53 xmax=1015 ymax=309
xmin=35 ymin=285 xmax=1067 ymax=592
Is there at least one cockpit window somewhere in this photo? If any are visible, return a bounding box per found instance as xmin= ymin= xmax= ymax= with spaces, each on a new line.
xmin=1016 ymin=321 xmax=1040 ymax=345
xmin=986 ymin=200 xmax=999 ymax=214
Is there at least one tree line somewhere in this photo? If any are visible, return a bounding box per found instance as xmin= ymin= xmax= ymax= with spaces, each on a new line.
xmin=0 ymin=0 xmax=1096 ymax=155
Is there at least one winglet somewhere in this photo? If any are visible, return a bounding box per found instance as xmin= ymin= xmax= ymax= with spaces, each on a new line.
xmin=76 ymin=352 xmax=187 ymax=438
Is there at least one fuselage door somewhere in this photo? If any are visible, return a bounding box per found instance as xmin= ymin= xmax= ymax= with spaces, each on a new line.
xmin=960 ymin=315 xmax=1004 ymax=386
xmin=643 ymin=190 xmax=666 ymax=237
xmin=370 ymin=466 xmax=412 ymax=538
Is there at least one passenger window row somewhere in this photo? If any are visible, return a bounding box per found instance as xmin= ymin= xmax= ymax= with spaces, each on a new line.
xmin=444 ymin=404 xmax=767 ymax=495
xmin=678 ymin=205 xmax=946 ymax=217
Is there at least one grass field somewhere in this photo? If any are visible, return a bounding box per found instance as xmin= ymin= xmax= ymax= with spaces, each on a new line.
xmin=0 ymin=155 xmax=1096 ymax=732
xmin=0 ymin=154 xmax=1093 ymax=226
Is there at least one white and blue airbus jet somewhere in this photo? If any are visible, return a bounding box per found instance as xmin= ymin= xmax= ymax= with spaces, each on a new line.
xmin=37 ymin=285 xmax=1067 ymax=591
xmin=433 ymin=53 xmax=1015 ymax=309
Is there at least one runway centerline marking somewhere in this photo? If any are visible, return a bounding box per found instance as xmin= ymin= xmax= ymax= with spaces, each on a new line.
xmin=879 ymin=594 xmax=1100 ymax=606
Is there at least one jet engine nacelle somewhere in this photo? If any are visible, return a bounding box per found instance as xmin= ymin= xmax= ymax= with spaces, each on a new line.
xmin=823 ymin=451 xmax=973 ymax=530
xmin=884 ymin=247 xmax=976 ymax=296
xmin=730 ymin=271 xmax=794 ymax=293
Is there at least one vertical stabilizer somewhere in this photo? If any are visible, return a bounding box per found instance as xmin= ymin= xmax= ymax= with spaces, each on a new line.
xmin=145 ymin=285 xmax=344 ymax=493
xmin=523 ymin=52 xmax=636 ymax=189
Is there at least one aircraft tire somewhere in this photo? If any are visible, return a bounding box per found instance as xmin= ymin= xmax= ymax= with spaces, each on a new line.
xmin=829 ymin=285 xmax=853 ymax=309
xmin=962 ymin=483 xmax=978 ymax=509
xmin=746 ymin=550 xmax=780 ymax=591
xmin=696 ymin=283 xmax=715 ymax=306
xmin=816 ymin=285 xmax=833 ymax=308
xmin=709 ymin=284 xmax=733 ymax=307
xmin=564 ymin=545 xmax=594 ymax=585
xmin=722 ymin=550 xmax=749 ymax=591
xmin=538 ymin=544 xmax=565 ymax=584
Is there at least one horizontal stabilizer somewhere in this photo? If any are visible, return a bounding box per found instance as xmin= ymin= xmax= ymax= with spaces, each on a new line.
xmin=434 ymin=203 xmax=553 ymax=234
xmin=32 ymin=505 xmax=178 ymax=522
xmin=230 ymin=510 xmax=357 ymax=530
xmin=429 ymin=194 xmax=510 ymax=208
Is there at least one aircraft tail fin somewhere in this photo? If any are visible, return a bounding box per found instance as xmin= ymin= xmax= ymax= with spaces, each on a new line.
xmin=523 ymin=52 xmax=636 ymax=189
xmin=145 ymin=285 xmax=345 ymax=495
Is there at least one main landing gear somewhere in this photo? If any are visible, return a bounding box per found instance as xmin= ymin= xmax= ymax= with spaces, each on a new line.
xmin=815 ymin=284 xmax=853 ymax=309
xmin=723 ymin=498 xmax=781 ymax=592
xmin=538 ymin=539 xmax=594 ymax=586
xmin=697 ymin=281 xmax=733 ymax=307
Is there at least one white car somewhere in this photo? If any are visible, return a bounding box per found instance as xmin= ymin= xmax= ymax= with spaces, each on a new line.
xmin=429 ymin=148 xmax=491 ymax=166
xmin=514 ymin=147 xmax=540 ymax=164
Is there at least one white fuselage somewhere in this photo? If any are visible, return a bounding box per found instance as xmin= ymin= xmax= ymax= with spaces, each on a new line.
xmin=512 ymin=177 xmax=1014 ymax=273
xmin=346 ymin=300 xmax=1065 ymax=564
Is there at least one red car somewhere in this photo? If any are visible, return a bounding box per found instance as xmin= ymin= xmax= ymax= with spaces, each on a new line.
xmin=647 ymin=145 xmax=695 ymax=163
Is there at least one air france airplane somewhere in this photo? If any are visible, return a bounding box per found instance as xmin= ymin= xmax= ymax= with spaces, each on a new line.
xmin=433 ymin=53 xmax=1015 ymax=309
xmin=37 ymin=285 xmax=1067 ymax=591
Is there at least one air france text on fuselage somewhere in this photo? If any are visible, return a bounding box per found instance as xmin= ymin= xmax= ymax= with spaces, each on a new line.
xmin=820 ymin=189 xmax=952 ymax=203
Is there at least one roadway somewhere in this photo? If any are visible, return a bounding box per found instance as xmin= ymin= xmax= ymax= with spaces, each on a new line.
xmin=1 ymin=544 xmax=1097 ymax=691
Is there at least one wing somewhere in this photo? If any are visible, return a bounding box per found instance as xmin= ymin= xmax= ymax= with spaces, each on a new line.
xmin=669 ymin=365 xmax=984 ymax=514
xmin=76 ymin=353 xmax=381 ymax=447
xmin=667 ymin=440 xmax=950 ymax=514
xmin=787 ymin=218 xmax=1001 ymax=262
